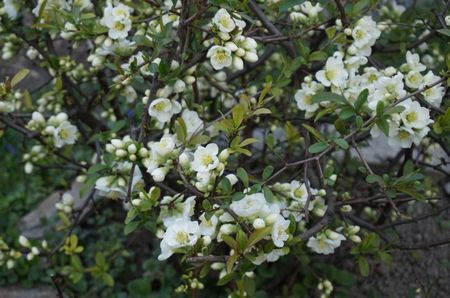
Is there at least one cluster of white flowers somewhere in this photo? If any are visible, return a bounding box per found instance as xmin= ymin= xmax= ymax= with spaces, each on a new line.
xmin=346 ymin=16 xmax=381 ymax=57
xmin=26 ymin=112 xmax=79 ymax=148
xmin=100 ymin=1 xmax=133 ymax=40
xmin=106 ymin=135 xmax=149 ymax=163
xmin=290 ymin=1 xmax=323 ymax=24
xmin=307 ymin=229 xmax=346 ymax=255
xmin=295 ymin=16 xmax=444 ymax=149
xmin=95 ymin=161 xmax=143 ymax=200
xmin=206 ymin=9 xmax=259 ymax=70
xmin=23 ymin=145 xmax=46 ymax=174
xmin=56 ymin=192 xmax=74 ymax=214
xmin=0 ymin=235 xmax=48 ymax=270
xmin=0 ymin=89 xmax=23 ymax=113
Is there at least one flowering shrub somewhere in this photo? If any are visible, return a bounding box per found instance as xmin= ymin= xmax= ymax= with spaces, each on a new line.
xmin=1 ymin=0 xmax=450 ymax=296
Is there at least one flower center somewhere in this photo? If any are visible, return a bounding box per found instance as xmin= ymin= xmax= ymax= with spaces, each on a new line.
xmin=325 ymin=69 xmax=336 ymax=81
xmin=113 ymin=21 xmax=125 ymax=31
xmin=201 ymin=154 xmax=213 ymax=166
xmin=294 ymin=188 xmax=304 ymax=198
xmin=398 ymin=130 xmax=410 ymax=140
xmin=406 ymin=112 xmax=417 ymax=123
xmin=59 ymin=129 xmax=69 ymax=140
xmin=176 ymin=231 xmax=188 ymax=244
xmin=304 ymin=95 xmax=313 ymax=105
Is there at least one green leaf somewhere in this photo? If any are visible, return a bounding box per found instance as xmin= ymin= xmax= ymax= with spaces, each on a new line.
xmin=124 ymin=221 xmax=140 ymax=235
xmin=236 ymin=230 xmax=248 ymax=251
xmin=308 ymin=142 xmax=328 ymax=154
xmin=189 ymin=134 xmax=210 ymax=145
xmin=308 ymin=51 xmax=328 ymax=62
xmin=437 ymin=29 xmax=450 ymax=37
xmin=175 ymin=117 xmax=187 ymax=143
xmin=302 ymin=124 xmax=326 ymax=143
xmin=366 ymin=174 xmax=383 ymax=185
xmin=101 ymin=273 xmax=114 ymax=287
xmin=236 ymin=167 xmax=249 ymax=187
xmin=312 ymin=92 xmax=346 ymax=104
xmin=376 ymin=117 xmax=389 ymax=136
xmin=217 ymin=272 xmax=236 ymax=286
xmin=354 ymin=89 xmax=368 ymax=112
xmin=262 ymin=166 xmax=274 ymax=180
xmin=385 ymin=105 xmax=405 ymax=115
xmin=358 ymin=257 xmax=370 ymax=277
xmin=247 ymin=226 xmax=272 ymax=247
xmin=22 ymin=90 xmax=33 ymax=109
xmin=222 ymin=234 xmax=239 ymax=250
xmin=339 ymin=106 xmax=355 ymax=120
xmin=376 ymin=101 xmax=385 ymax=117
xmin=232 ymin=104 xmax=245 ymax=127
xmin=11 ymin=69 xmax=30 ymax=87
xmin=335 ymin=138 xmax=349 ymax=150
xmin=226 ymin=253 xmax=239 ymax=273
xmin=253 ymin=107 xmax=272 ymax=116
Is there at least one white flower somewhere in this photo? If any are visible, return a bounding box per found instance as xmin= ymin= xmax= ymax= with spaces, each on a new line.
xmin=300 ymin=1 xmax=323 ymax=18
xmin=421 ymin=71 xmax=444 ymax=107
xmin=399 ymin=99 xmax=432 ymax=129
xmin=149 ymin=134 xmax=177 ymax=157
xmin=388 ymin=125 xmax=429 ymax=148
xmin=265 ymin=248 xmax=288 ymax=262
xmin=148 ymin=98 xmax=181 ymax=123
xmin=294 ymin=89 xmax=319 ymax=113
xmin=53 ymin=121 xmax=78 ymax=148
xmin=316 ymin=52 xmax=348 ymax=87
xmin=100 ymin=2 xmax=133 ymax=40
xmin=351 ymin=16 xmax=381 ymax=56
xmin=212 ymin=8 xmax=236 ymax=33
xmin=405 ymin=51 xmax=426 ymax=72
xmin=307 ymin=230 xmax=345 ymax=255
xmin=191 ymin=144 xmax=219 ymax=173
xmin=160 ymin=195 xmax=196 ymax=228
xmin=207 ymin=46 xmax=232 ymax=70
xmin=158 ymin=219 xmax=200 ymax=260
xmin=199 ymin=213 xmax=219 ymax=236
xmin=289 ymin=180 xmax=308 ymax=202
xmin=405 ymin=71 xmax=423 ymax=89
xmin=368 ymin=73 xmax=406 ymax=110
xmin=271 ymin=215 xmax=290 ymax=248
xmin=182 ymin=109 xmax=204 ymax=137
xmin=230 ymin=193 xmax=270 ymax=219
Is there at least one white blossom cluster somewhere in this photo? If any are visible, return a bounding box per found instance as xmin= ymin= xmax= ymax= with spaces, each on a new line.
xmin=295 ymin=16 xmax=444 ymax=149
xmin=26 ymin=112 xmax=79 ymax=148
xmin=289 ymin=1 xmax=324 ymax=24
xmin=0 ymin=235 xmax=47 ymax=269
xmin=206 ymin=9 xmax=259 ymax=70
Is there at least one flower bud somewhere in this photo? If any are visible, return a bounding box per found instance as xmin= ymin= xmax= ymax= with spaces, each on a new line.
xmin=56 ymin=113 xmax=68 ymax=122
xmin=219 ymin=149 xmax=230 ymax=162
xmin=243 ymin=52 xmax=258 ymax=63
xmin=350 ymin=235 xmax=361 ymax=243
xmin=253 ymin=218 xmax=266 ymax=229
xmin=115 ymin=149 xmax=127 ymax=157
xmin=340 ymin=205 xmax=352 ymax=212
xmin=106 ymin=143 xmax=115 ymax=153
xmin=225 ymin=42 xmax=238 ymax=52
xmin=18 ymin=235 xmax=30 ymax=248
xmin=233 ymin=56 xmax=244 ymax=70
xmin=225 ymin=174 xmax=238 ymax=186
xmin=111 ymin=139 xmax=124 ymax=148
xmin=151 ymin=167 xmax=168 ymax=182
xmin=32 ymin=112 xmax=45 ymax=123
